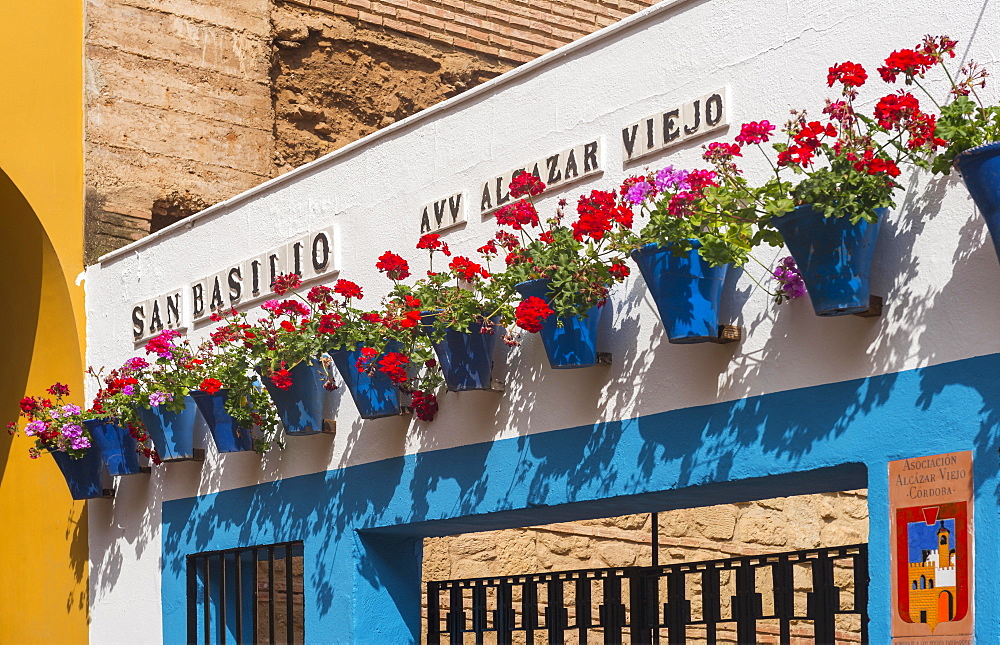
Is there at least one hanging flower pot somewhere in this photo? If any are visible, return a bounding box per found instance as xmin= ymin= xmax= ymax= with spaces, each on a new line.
xmin=329 ymin=345 xmax=403 ymax=419
xmin=137 ymin=395 xmax=198 ymax=461
xmin=771 ymin=204 xmax=884 ymax=316
xmin=85 ymin=418 xmax=142 ymax=476
xmin=50 ymin=449 xmax=107 ymax=500
xmin=420 ymin=312 xmax=499 ymax=390
xmin=261 ymin=359 xmax=330 ymax=436
xmin=514 ymin=278 xmax=603 ymax=368
xmin=191 ymin=389 xmax=255 ymax=452
xmin=955 ymin=142 xmax=1000 ymax=264
xmin=631 ymin=242 xmax=730 ymax=343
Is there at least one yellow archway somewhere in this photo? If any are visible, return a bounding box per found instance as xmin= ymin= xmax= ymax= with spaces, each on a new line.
xmin=0 ymin=169 xmax=88 ymax=641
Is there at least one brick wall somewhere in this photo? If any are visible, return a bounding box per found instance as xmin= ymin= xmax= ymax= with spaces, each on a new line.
xmin=282 ymin=0 xmax=655 ymax=64
xmin=84 ymin=0 xmax=276 ymax=261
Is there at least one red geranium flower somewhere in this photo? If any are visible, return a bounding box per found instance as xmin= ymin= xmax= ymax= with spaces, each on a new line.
xmin=515 ymin=297 xmax=553 ymax=333
xmin=879 ymin=48 xmax=937 ymax=83
xmin=334 ymin=279 xmax=363 ymax=299
xmin=318 ymin=313 xmax=343 ymax=334
xmin=477 ymin=240 xmax=498 ymax=256
xmin=376 ymin=252 xmax=410 ymax=280
xmin=47 ymin=382 xmax=70 ymax=397
xmin=416 ymin=233 xmax=442 ymax=250
xmin=199 ymin=378 xmax=223 ymax=394
xmin=411 ymin=390 xmax=439 ymax=421
xmin=269 ymin=369 xmax=293 ymax=390
xmin=307 ymin=285 xmax=334 ymax=304
xmin=272 ymin=273 xmax=302 ymax=296
xmin=509 ymin=172 xmax=546 ymax=198
xmin=355 ymin=347 xmax=378 ymax=373
xmin=609 ymin=261 xmax=630 ymax=281
xmin=827 ymin=61 xmax=868 ymax=88
xmin=449 ymin=256 xmax=489 ymax=281
xmin=495 ymin=199 xmax=539 ymax=230
xmin=377 ymin=352 xmax=410 ymax=383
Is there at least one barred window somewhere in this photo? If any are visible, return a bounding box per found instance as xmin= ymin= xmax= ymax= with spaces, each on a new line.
xmin=187 ymin=541 xmax=304 ymax=644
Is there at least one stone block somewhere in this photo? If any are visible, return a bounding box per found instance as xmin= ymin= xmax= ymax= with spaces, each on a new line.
xmin=87 ymin=98 xmax=274 ymax=175
xmin=87 ymin=0 xmax=271 ymax=79
xmin=86 ymin=45 xmax=273 ymax=131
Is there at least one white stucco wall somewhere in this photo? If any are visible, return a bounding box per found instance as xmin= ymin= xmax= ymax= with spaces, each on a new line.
xmin=85 ymin=0 xmax=1000 ymax=639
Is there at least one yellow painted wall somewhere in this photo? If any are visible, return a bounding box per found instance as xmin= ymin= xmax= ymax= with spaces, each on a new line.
xmin=0 ymin=0 xmax=88 ymax=642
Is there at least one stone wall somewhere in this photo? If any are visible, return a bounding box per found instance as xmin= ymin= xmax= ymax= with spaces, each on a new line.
xmin=83 ymin=0 xmax=653 ymax=261
xmin=84 ymin=0 xmax=276 ymax=260
xmin=423 ymin=490 xmax=869 ymax=640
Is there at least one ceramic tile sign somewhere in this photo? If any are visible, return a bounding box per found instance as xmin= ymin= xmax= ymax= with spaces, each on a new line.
xmin=889 ymin=451 xmax=974 ymax=644
xmin=131 ymin=227 xmax=337 ymax=342
xmin=621 ymin=88 xmax=729 ymax=164
xmin=420 ymin=192 xmax=465 ymax=234
xmin=479 ymin=139 xmax=603 ymax=217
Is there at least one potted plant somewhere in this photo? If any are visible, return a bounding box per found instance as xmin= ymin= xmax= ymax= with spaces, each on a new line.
xmin=209 ymin=273 xmax=336 ymax=434
xmin=491 ymin=173 xmax=632 ymax=368
xmin=614 ymin=152 xmax=783 ymax=342
xmin=189 ymin=341 xmax=281 ymax=453
xmin=878 ymin=36 xmax=1000 ymax=263
xmin=392 ymin=234 xmax=513 ymax=391
xmin=339 ymin=253 xmax=446 ymax=419
xmin=6 ymin=383 xmax=110 ymax=499
xmin=745 ymin=59 xmax=939 ymax=315
xmin=106 ymin=331 xmax=203 ymax=461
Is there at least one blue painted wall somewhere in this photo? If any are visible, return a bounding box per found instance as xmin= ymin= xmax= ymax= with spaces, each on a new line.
xmin=162 ymin=352 xmax=1000 ymax=643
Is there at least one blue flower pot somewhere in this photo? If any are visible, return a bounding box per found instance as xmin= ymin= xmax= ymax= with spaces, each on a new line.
xmin=771 ymin=204 xmax=884 ymax=316
xmin=192 ymin=390 xmax=255 ymax=452
xmin=261 ymin=359 xmax=330 ymax=436
xmin=85 ymin=418 xmax=141 ymax=476
xmin=137 ymin=395 xmax=198 ymax=461
xmin=421 ymin=312 xmax=499 ymax=390
xmin=631 ymin=242 xmax=729 ymax=343
xmin=50 ymin=449 xmax=106 ymax=500
xmin=329 ymin=345 xmax=403 ymax=419
xmin=514 ymin=278 xmax=603 ymax=368
xmin=955 ymin=142 xmax=1000 ymax=264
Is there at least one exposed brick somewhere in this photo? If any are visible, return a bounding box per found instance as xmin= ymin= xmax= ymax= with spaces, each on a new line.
xmin=357 ymin=10 xmax=384 ymax=24
xmin=421 ymin=16 xmax=448 ymax=31
xmin=395 ymin=8 xmax=422 ymax=22
xmin=334 ymin=5 xmax=360 ymax=18
xmin=345 ymin=0 xmax=373 ymax=10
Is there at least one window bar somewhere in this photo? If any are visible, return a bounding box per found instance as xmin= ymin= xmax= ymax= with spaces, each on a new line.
xmin=546 ymin=576 xmax=566 ymax=644
xmin=702 ymin=566 xmax=721 ymax=645
xmin=600 ymin=573 xmax=624 ymax=645
xmin=733 ymin=559 xmax=759 ymax=645
xmin=219 ymin=552 xmax=227 ymax=645
xmin=268 ymin=545 xmax=276 ymax=644
xmin=664 ymin=569 xmax=687 ymax=645
xmin=809 ymin=550 xmax=838 ymax=644
xmin=496 ymin=580 xmax=514 ymax=645
xmin=203 ymin=556 xmax=212 ymax=645
xmin=524 ymin=580 xmax=539 ymax=643
xmin=471 ymin=583 xmax=487 ymax=644
xmin=427 ymin=582 xmax=442 ymax=645
xmin=447 ymin=584 xmax=464 ymax=645
xmin=252 ymin=547 xmax=260 ymax=644
xmin=771 ymin=556 xmax=794 ymax=645
xmin=187 ymin=556 xmax=198 ymax=644
xmin=627 ymin=568 xmax=652 ymax=645
xmin=576 ymin=575 xmax=591 ymax=645
xmin=855 ymin=546 xmax=870 ymax=643
xmin=235 ymin=550 xmax=243 ymax=645
xmin=286 ymin=545 xmax=295 ymax=645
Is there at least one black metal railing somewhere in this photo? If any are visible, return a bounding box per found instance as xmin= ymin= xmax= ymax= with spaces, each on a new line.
xmin=187 ymin=541 xmax=304 ymax=644
xmin=427 ymin=543 xmax=868 ymax=644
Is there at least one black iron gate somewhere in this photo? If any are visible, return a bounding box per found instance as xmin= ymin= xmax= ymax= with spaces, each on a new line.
xmin=426 ymin=543 xmax=868 ymax=644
